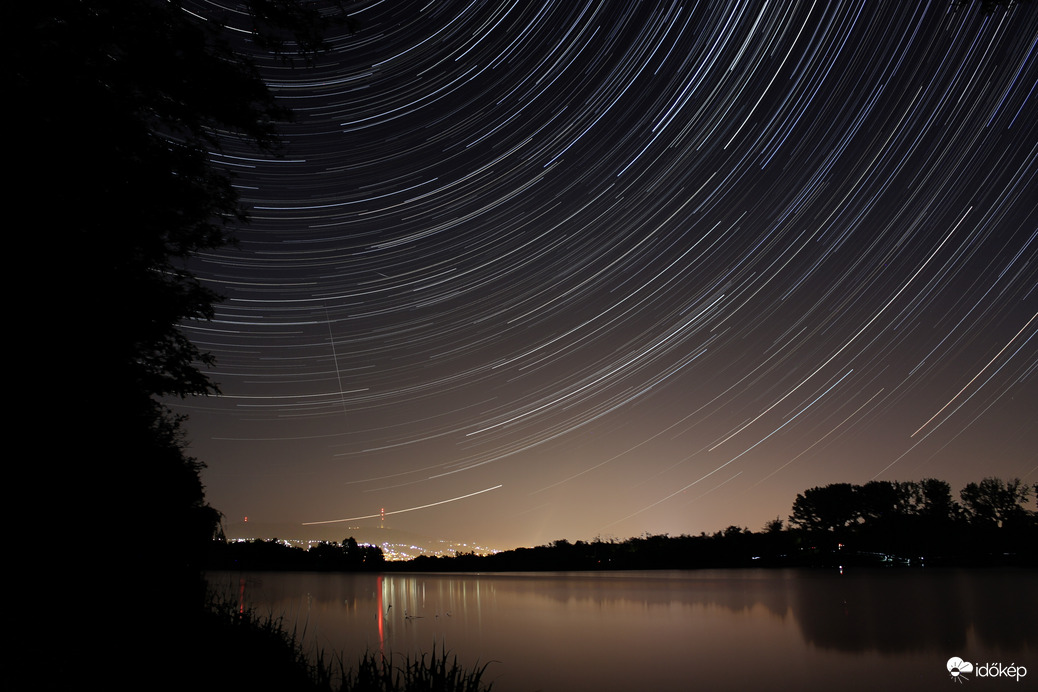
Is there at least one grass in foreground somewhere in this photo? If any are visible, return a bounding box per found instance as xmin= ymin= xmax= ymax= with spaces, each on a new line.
xmin=334 ymin=646 xmax=495 ymax=692
xmin=199 ymin=593 xmax=494 ymax=691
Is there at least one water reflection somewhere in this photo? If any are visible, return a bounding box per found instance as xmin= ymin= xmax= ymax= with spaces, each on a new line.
xmin=209 ymin=569 xmax=1035 ymax=691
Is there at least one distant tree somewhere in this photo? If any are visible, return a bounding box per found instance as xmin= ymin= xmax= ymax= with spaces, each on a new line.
xmin=310 ymin=540 xmax=341 ymax=566
xmin=959 ymin=477 xmax=1033 ymax=528
xmin=857 ymin=480 xmax=907 ymax=524
xmin=789 ymin=483 xmax=860 ymax=534
xmin=908 ymin=479 xmax=952 ymax=516
xmin=309 ymin=536 xmax=383 ymax=570
xmin=343 ymin=536 xmax=363 ymax=568
xmin=763 ymin=517 xmax=785 ymax=534
xmin=363 ymin=543 xmax=386 ymax=568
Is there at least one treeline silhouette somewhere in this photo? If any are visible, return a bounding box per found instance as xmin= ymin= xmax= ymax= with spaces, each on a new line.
xmin=209 ymin=477 xmax=1035 ymax=572
xmin=210 ymin=535 xmax=386 ymax=571
xmin=419 ymin=478 xmax=1035 ymax=571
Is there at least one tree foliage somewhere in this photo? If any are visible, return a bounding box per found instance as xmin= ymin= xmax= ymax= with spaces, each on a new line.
xmin=959 ymin=477 xmax=1033 ymax=528
xmin=14 ymin=1 xmax=351 ymax=406
xmin=788 ymin=479 xmax=966 ymax=537
xmin=789 ymin=483 xmax=861 ymax=534
xmin=11 ymin=6 xmax=350 ymax=674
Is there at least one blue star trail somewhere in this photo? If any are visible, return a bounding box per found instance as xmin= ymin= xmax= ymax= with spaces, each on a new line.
xmin=174 ymin=1 xmax=1037 ymax=548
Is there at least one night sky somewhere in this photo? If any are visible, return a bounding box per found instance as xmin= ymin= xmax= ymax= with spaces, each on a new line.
xmin=172 ymin=1 xmax=1037 ymax=550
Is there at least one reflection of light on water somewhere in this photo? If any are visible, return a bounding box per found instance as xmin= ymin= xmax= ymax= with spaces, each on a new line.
xmin=236 ymin=575 xmax=264 ymax=614
xmin=377 ymin=574 xmax=384 ymax=654
xmin=210 ymin=570 xmax=1036 ymax=692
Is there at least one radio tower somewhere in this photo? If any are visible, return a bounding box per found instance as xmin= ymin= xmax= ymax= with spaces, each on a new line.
xmin=380 ymin=507 xmax=385 ymax=530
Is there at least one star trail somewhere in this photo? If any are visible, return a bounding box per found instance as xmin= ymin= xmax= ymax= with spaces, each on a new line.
xmin=173 ymin=1 xmax=1037 ymax=549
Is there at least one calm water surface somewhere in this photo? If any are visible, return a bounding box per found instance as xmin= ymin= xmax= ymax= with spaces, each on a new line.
xmin=207 ymin=568 xmax=1035 ymax=691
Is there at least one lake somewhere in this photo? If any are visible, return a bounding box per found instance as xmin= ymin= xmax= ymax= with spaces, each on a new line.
xmin=206 ymin=568 xmax=1035 ymax=691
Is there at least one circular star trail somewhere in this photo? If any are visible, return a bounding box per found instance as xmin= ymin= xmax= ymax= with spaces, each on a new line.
xmin=174 ymin=1 xmax=1038 ymax=548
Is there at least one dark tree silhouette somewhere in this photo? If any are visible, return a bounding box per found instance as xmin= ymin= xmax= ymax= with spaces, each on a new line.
xmin=763 ymin=517 xmax=785 ymax=534
xmin=907 ymin=478 xmax=959 ymax=521
xmin=11 ymin=1 xmax=350 ymax=681
xmin=16 ymin=0 xmax=349 ymax=549
xmin=789 ymin=483 xmax=861 ymax=537
xmin=857 ymin=480 xmax=906 ymax=524
xmin=959 ymin=477 xmax=1033 ymax=528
